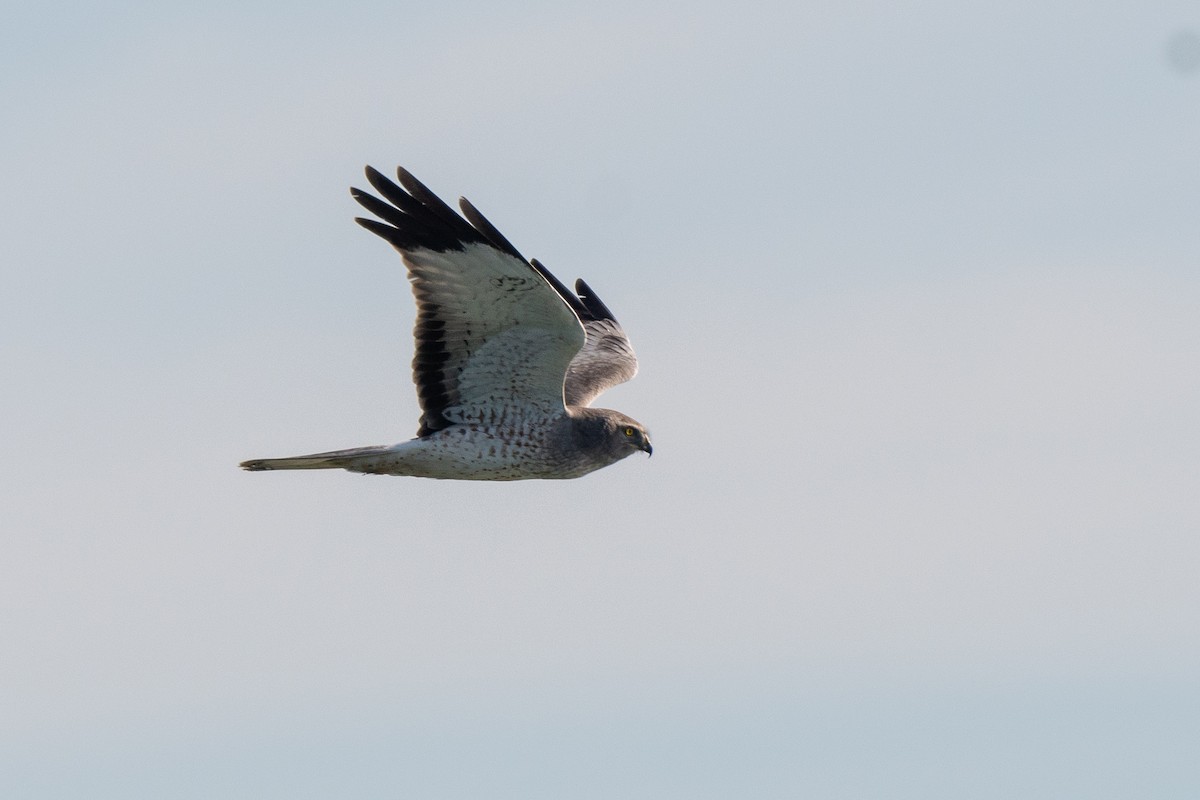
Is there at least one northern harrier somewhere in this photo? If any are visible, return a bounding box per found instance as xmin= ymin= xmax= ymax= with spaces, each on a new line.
xmin=240 ymin=167 xmax=651 ymax=480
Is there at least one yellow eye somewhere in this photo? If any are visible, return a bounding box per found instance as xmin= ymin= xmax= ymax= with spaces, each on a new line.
xmin=624 ymin=427 xmax=635 ymax=437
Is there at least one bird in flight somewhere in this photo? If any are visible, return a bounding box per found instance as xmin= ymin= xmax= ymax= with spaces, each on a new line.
xmin=240 ymin=166 xmax=651 ymax=480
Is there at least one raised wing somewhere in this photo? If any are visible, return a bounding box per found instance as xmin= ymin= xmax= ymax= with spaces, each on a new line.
xmin=529 ymin=261 xmax=639 ymax=407
xmin=352 ymin=167 xmax=585 ymax=436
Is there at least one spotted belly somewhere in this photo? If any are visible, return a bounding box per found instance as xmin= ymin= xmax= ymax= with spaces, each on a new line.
xmin=349 ymin=418 xmax=582 ymax=480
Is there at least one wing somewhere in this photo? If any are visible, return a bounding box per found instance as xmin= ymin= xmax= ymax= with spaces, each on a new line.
xmin=352 ymin=167 xmax=585 ymax=436
xmin=529 ymin=261 xmax=639 ymax=407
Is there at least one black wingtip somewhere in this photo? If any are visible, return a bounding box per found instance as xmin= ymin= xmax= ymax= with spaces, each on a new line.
xmin=351 ymin=166 xmax=488 ymax=252
xmin=458 ymin=196 xmax=525 ymax=261
xmin=364 ymin=165 xmax=402 ymax=198
xmin=574 ymin=278 xmax=618 ymax=322
xmin=395 ymin=166 xmax=421 ymax=191
xmin=354 ymin=216 xmax=407 ymax=248
xmin=395 ymin=166 xmax=437 ymax=201
xmin=530 ymin=258 xmax=586 ymax=317
xmin=349 ymin=185 xmax=379 ymax=211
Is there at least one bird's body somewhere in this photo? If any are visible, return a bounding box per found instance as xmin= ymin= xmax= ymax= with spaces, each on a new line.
xmin=240 ymin=167 xmax=651 ymax=481
xmin=241 ymin=406 xmax=645 ymax=480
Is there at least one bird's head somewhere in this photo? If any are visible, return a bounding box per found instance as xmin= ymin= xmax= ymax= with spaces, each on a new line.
xmin=616 ymin=420 xmax=653 ymax=457
xmin=571 ymin=407 xmax=653 ymax=462
xmin=605 ymin=411 xmax=652 ymax=458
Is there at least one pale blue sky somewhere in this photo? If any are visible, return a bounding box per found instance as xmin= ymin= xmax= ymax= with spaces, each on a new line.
xmin=3 ymin=2 xmax=1199 ymax=798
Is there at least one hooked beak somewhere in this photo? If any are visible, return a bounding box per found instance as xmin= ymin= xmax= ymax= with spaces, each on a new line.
xmin=641 ymin=439 xmax=653 ymax=457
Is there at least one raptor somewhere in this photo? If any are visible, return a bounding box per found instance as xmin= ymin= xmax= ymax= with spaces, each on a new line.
xmin=240 ymin=167 xmax=651 ymax=480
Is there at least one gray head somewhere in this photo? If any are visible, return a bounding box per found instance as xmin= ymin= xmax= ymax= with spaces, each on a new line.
xmin=568 ymin=407 xmax=653 ymax=466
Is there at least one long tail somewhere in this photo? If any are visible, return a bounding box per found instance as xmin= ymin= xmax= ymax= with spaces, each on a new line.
xmin=239 ymin=445 xmax=393 ymax=472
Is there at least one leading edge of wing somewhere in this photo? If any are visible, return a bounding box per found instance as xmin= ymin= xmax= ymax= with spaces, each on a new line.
xmin=531 ymin=261 xmax=639 ymax=407
xmin=530 ymin=260 xmax=623 ymax=329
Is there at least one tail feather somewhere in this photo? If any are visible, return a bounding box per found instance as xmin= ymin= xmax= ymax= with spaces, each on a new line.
xmin=239 ymin=445 xmax=391 ymax=472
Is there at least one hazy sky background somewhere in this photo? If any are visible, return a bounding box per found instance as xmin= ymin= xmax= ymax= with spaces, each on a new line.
xmin=3 ymin=1 xmax=1198 ymax=797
